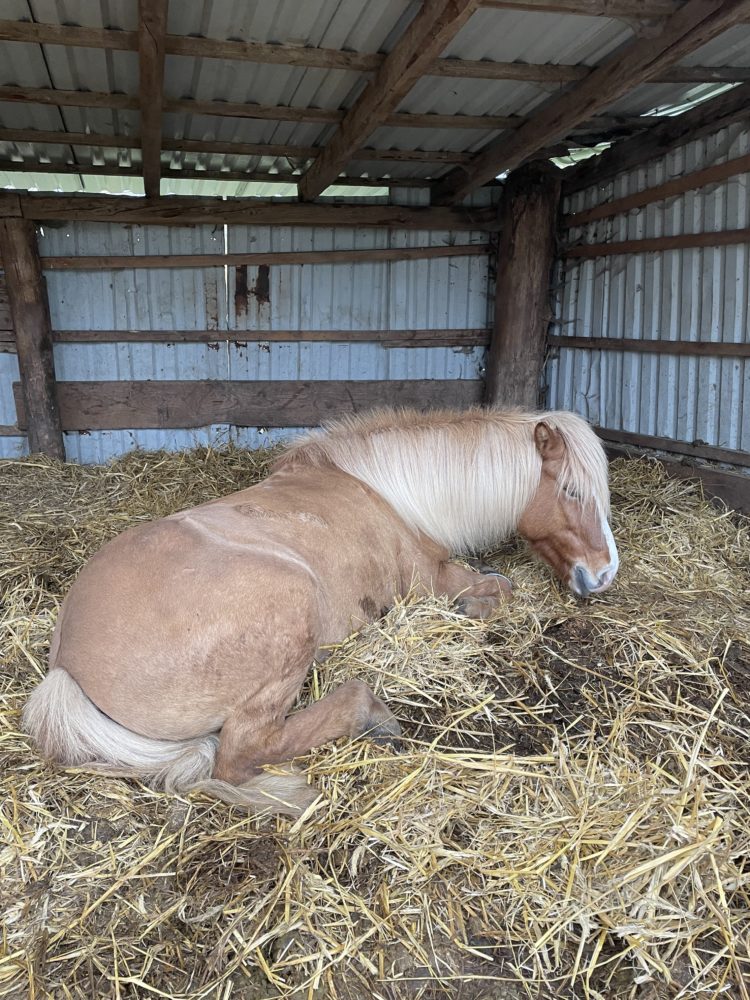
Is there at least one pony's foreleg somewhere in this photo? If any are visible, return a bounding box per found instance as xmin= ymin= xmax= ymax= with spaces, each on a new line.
xmin=213 ymin=679 xmax=400 ymax=785
xmin=435 ymin=562 xmax=512 ymax=620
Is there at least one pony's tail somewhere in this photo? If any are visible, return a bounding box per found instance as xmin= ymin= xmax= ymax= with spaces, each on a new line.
xmin=22 ymin=668 xmax=316 ymax=817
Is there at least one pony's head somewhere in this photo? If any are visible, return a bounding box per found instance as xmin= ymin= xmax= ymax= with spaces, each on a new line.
xmin=518 ymin=419 xmax=618 ymax=598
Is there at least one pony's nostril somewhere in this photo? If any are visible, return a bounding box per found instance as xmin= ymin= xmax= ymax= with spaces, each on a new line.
xmin=572 ymin=565 xmax=591 ymax=597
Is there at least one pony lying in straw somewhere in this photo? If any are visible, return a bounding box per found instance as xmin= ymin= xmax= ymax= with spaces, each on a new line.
xmin=24 ymin=407 xmax=618 ymax=814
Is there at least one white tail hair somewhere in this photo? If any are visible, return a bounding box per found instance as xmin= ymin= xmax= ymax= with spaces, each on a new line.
xmin=22 ymin=669 xmax=317 ymax=817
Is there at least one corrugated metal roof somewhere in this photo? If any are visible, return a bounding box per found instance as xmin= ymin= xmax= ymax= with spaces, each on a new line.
xmin=1 ymin=1 xmax=750 ymax=194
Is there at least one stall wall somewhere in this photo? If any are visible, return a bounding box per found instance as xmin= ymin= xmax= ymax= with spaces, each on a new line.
xmin=0 ymin=211 xmax=492 ymax=462
xmin=548 ymin=122 xmax=750 ymax=464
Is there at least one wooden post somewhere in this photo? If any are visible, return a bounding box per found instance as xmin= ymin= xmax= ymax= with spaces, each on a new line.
xmin=485 ymin=161 xmax=561 ymax=410
xmin=138 ymin=0 xmax=168 ymax=199
xmin=0 ymin=218 xmax=64 ymax=458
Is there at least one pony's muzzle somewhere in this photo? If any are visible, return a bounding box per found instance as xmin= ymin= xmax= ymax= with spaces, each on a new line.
xmin=571 ymin=564 xmax=616 ymax=598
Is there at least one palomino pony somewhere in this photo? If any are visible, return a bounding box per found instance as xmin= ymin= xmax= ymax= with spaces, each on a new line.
xmin=24 ymin=407 xmax=618 ymax=815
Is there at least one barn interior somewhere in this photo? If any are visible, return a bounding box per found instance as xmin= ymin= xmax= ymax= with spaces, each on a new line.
xmin=1 ymin=2 xmax=749 ymax=998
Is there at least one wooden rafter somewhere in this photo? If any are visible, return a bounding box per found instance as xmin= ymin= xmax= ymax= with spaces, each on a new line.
xmin=0 ymin=128 xmax=467 ymax=163
xmin=2 ymin=19 xmax=748 ymax=85
xmin=0 ymin=86 xmax=513 ymax=130
xmin=480 ymin=0 xmax=679 ymax=14
xmin=0 ymin=161 xmax=439 ymax=190
xmin=299 ymin=0 xmax=481 ymax=200
xmin=0 ymin=124 xmax=645 ymax=165
xmin=433 ymin=0 xmax=750 ymax=204
xmin=0 ymin=86 xmax=138 ymax=110
xmin=428 ymin=61 xmax=750 ymax=83
xmin=563 ymin=81 xmax=750 ymax=192
xmin=137 ymin=0 xmax=168 ymax=198
xmin=0 ymin=82 xmax=739 ymax=142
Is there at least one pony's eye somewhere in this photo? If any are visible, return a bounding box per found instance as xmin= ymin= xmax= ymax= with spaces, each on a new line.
xmin=564 ymin=486 xmax=580 ymax=501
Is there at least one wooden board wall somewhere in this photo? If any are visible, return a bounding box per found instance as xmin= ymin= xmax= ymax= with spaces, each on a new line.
xmin=0 ymin=275 xmax=13 ymax=332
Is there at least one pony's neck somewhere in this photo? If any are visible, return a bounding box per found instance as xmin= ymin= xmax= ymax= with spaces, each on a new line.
xmin=299 ymin=414 xmax=542 ymax=554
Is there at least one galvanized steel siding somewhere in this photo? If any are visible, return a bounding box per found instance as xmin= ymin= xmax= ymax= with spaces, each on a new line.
xmin=1 ymin=215 xmax=490 ymax=462
xmin=548 ymin=123 xmax=750 ymax=464
xmin=225 ymin=223 xmax=489 ymax=384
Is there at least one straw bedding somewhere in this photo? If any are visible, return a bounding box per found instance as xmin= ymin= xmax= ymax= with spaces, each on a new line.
xmin=1 ymin=446 xmax=748 ymax=999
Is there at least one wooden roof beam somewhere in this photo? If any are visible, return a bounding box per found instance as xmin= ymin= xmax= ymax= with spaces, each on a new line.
xmin=298 ymin=0 xmax=481 ymax=201
xmin=0 ymin=87 xmax=505 ymax=130
xmin=0 ymin=126 xmax=625 ymax=162
xmin=479 ymin=0 xmax=679 ymax=15
xmin=0 ymin=160 xmax=438 ymax=189
xmin=433 ymin=0 xmax=750 ymax=204
xmin=0 ymin=192 xmax=501 ymax=230
xmin=137 ymin=0 xmax=168 ymax=198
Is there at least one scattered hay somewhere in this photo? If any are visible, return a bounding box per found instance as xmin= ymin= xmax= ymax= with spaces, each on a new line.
xmin=1 ymin=447 xmax=749 ymax=999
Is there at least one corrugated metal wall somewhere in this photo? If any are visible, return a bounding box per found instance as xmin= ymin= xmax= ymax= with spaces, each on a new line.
xmin=548 ymin=122 xmax=750 ymax=463
xmin=0 ymin=210 xmax=491 ymax=462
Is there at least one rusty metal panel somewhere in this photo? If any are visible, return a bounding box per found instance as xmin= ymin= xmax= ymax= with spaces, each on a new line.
xmin=549 ymin=123 xmax=750 ymax=469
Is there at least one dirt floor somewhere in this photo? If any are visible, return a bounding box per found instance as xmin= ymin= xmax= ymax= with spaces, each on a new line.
xmin=1 ymin=447 xmax=749 ymax=999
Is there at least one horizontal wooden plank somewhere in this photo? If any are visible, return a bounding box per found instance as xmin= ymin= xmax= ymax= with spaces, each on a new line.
xmin=606 ymin=446 xmax=750 ymax=513
xmin=39 ymin=244 xmax=490 ymax=271
xmin=13 ymin=380 xmax=484 ymax=430
xmin=565 ymin=228 xmax=750 ymax=257
xmin=596 ymin=427 xmax=750 ymax=468
xmin=548 ymin=335 xmax=750 ymax=358
xmin=564 ymin=152 xmax=750 ymax=226
xmin=0 ymin=423 xmax=21 ymax=436
xmin=3 ymin=194 xmax=499 ymax=230
xmin=0 ymin=328 xmax=490 ymax=349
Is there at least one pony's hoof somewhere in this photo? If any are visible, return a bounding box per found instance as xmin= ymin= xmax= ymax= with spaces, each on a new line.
xmin=362 ymin=714 xmax=402 ymax=749
xmin=466 ymin=559 xmax=513 ymax=591
xmin=486 ymin=572 xmax=513 ymax=593
xmin=455 ymin=595 xmax=501 ymax=620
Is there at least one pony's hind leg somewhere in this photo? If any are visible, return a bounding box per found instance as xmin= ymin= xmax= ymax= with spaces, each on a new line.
xmin=213 ymin=679 xmax=400 ymax=786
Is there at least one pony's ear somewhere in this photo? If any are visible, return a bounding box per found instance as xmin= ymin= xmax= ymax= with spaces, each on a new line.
xmin=534 ymin=421 xmax=565 ymax=461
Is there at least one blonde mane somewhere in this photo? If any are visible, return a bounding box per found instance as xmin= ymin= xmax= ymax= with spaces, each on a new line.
xmin=280 ymin=407 xmax=610 ymax=554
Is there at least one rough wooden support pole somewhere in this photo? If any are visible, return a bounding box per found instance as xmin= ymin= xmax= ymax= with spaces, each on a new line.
xmin=0 ymin=219 xmax=64 ymax=457
xmin=485 ymin=162 xmax=562 ymax=409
